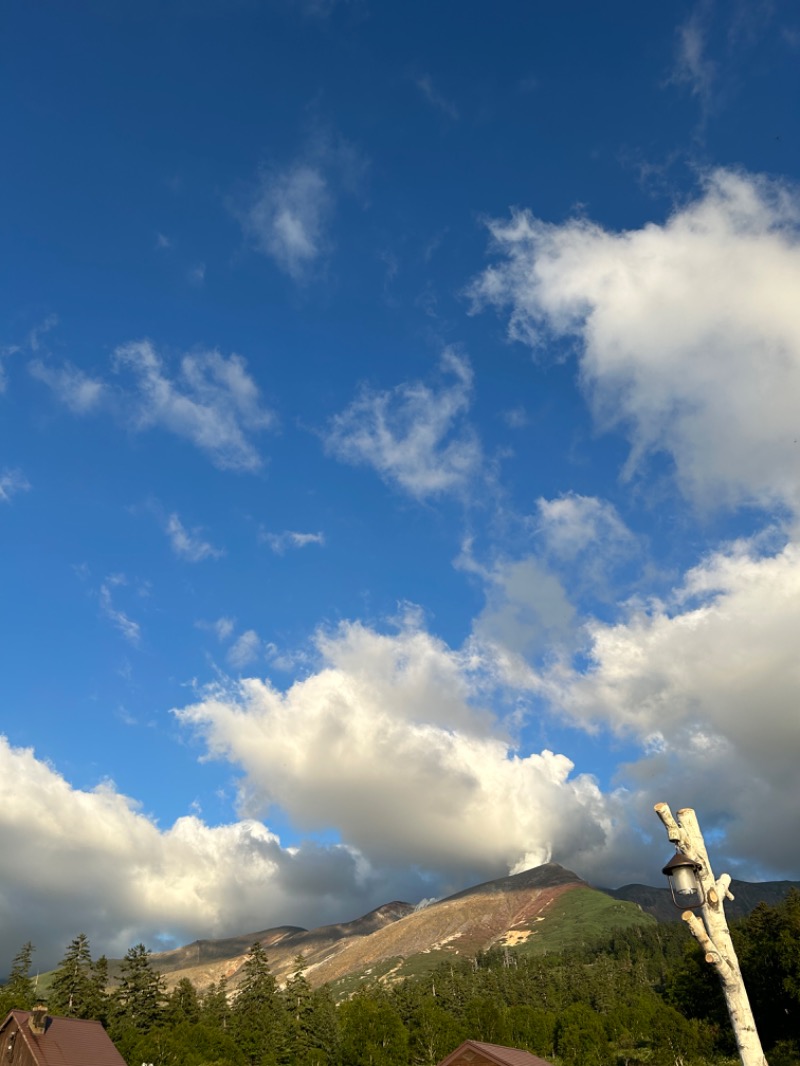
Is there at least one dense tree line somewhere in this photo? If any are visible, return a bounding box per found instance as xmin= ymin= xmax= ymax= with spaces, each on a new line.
xmin=2 ymin=891 xmax=799 ymax=1066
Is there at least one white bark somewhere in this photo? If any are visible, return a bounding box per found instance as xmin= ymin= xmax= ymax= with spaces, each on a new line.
xmin=654 ymin=803 xmax=768 ymax=1066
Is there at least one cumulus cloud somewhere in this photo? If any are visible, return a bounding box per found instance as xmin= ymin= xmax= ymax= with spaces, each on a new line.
xmin=325 ymin=349 xmax=482 ymax=499
xmin=165 ymin=512 xmax=224 ymax=562
xmin=0 ymin=469 xmax=31 ymax=504
xmin=471 ymin=168 xmax=800 ymax=514
xmin=543 ymin=535 xmax=800 ymax=877
xmin=536 ymin=494 xmax=634 ymax=561
xmin=262 ymin=530 xmax=325 ymax=554
xmin=461 ymin=552 xmax=576 ymax=667
xmin=175 ymin=616 xmax=614 ymax=888
xmin=0 ymin=735 xmax=401 ymax=973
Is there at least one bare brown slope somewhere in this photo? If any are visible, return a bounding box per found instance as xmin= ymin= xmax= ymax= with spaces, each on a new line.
xmin=305 ymin=863 xmax=585 ymax=988
xmin=155 ymin=902 xmax=414 ymax=991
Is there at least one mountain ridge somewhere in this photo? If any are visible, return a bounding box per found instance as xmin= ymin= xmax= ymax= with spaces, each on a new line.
xmin=96 ymin=864 xmax=800 ymax=997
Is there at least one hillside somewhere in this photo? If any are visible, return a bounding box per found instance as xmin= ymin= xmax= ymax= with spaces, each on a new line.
xmin=602 ymin=878 xmax=800 ymax=922
xmin=148 ymin=863 xmax=653 ymax=994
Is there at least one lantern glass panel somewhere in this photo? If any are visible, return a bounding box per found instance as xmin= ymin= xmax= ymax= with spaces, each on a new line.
xmin=671 ymin=864 xmax=699 ymax=896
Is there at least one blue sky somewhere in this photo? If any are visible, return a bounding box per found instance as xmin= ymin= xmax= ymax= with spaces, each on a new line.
xmin=3 ymin=0 xmax=800 ymax=970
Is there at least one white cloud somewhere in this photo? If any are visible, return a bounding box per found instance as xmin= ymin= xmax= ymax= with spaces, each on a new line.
xmin=536 ymin=493 xmax=635 ymax=561
xmin=471 ymin=169 xmax=800 ymax=514
xmin=0 ymin=469 xmax=31 ymax=504
xmin=29 ymin=359 xmax=106 ymax=414
xmin=30 ymin=340 xmax=274 ymax=472
xmin=542 ymin=535 xmax=800 ymax=877
xmin=0 ymin=735 xmax=399 ymax=972
xmin=239 ymin=163 xmax=332 ymax=281
xmin=325 ymin=349 xmax=482 ymax=499
xmin=214 ymin=616 xmax=236 ymax=641
xmin=176 ymin=617 xmax=614 ymax=888
xmin=263 ymin=530 xmax=325 ymax=554
xmin=414 ymin=74 xmax=459 ymax=120
xmin=112 ymin=341 xmax=274 ymax=471
xmin=166 ymin=513 xmax=224 ymax=562
xmin=99 ymin=575 xmax=141 ymax=646
xmin=227 ymin=630 xmax=263 ymax=669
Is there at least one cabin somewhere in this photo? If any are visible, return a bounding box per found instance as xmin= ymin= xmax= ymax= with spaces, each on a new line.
xmin=1 ymin=1007 xmax=126 ymax=1066
xmin=437 ymin=1039 xmax=554 ymax=1066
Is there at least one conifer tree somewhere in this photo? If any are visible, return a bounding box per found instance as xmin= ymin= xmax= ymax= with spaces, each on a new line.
xmin=88 ymin=955 xmax=110 ymax=1024
xmin=49 ymin=934 xmax=95 ymax=1017
xmin=110 ymin=943 xmax=165 ymax=1037
xmin=283 ymin=954 xmax=315 ymax=1061
xmin=201 ymin=976 xmax=231 ymax=1032
xmin=1 ymin=942 xmax=36 ymax=1012
xmin=165 ymin=976 xmax=201 ymax=1026
xmin=231 ymin=941 xmax=285 ymax=1065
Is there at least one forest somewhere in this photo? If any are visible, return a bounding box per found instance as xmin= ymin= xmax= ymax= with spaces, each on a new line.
xmin=1 ymin=890 xmax=798 ymax=1066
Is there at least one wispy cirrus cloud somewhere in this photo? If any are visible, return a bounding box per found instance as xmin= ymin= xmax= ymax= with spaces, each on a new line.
xmin=325 ymin=349 xmax=482 ymax=500
xmin=165 ymin=512 xmax=224 ymax=562
xmin=239 ymin=164 xmax=332 ymax=281
xmin=1 ymin=314 xmax=59 ymax=392
xmin=112 ymin=341 xmax=275 ymax=471
xmin=227 ymin=629 xmax=264 ymax=669
xmin=262 ymin=529 xmax=325 ymax=554
xmin=33 ymin=339 xmax=275 ymax=472
xmin=98 ymin=575 xmax=142 ymax=646
xmin=234 ymin=132 xmax=367 ymax=283
xmin=29 ymin=359 xmax=106 ymax=414
xmin=669 ymin=2 xmax=717 ymax=123
xmin=0 ymin=469 xmax=31 ymax=504
xmin=414 ymin=74 xmax=459 ymax=120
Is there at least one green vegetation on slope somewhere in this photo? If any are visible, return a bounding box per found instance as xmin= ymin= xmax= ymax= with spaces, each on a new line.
xmin=514 ymin=887 xmax=656 ymax=956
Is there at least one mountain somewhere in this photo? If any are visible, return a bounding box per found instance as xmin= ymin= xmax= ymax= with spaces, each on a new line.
xmin=602 ymin=878 xmax=800 ymax=923
xmin=100 ymin=865 xmax=800 ymax=997
xmin=149 ymin=863 xmax=653 ymax=995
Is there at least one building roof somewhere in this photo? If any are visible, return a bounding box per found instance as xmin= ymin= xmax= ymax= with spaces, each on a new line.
xmin=1 ymin=1010 xmax=127 ymax=1066
xmin=437 ymin=1039 xmax=554 ymax=1066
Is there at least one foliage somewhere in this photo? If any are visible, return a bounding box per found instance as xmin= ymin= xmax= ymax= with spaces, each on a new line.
xmin=49 ymin=933 xmax=109 ymax=1021
xmin=109 ymin=943 xmax=165 ymax=1043
xmin=0 ymin=942 xmax=36 ymax=1015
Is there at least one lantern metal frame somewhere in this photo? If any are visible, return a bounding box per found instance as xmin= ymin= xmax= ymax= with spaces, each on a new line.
xmin=662 ymin=850 xmax=705 ymax=910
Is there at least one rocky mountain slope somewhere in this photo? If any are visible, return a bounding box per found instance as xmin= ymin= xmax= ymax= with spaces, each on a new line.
xmin=97 ymin=863 xmax=800 ymax=997
xmin=149 ymin=863 xmax=652 ymax=994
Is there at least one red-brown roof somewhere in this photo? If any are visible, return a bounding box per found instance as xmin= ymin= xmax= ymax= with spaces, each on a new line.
xmin=437 ymin=1039 xmax=554 ymax=1066
xmin=1 ymin=1010 xmax=126 ymax=1066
